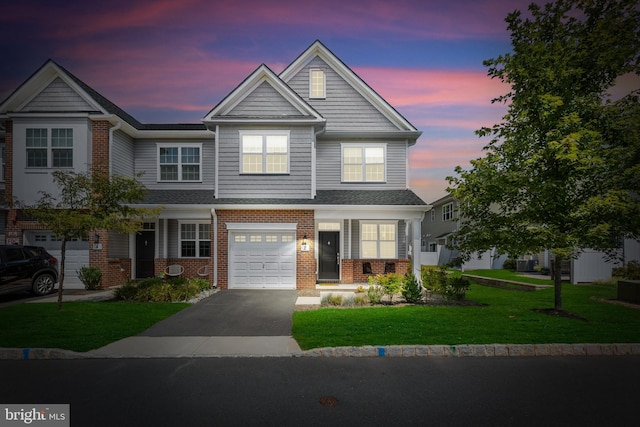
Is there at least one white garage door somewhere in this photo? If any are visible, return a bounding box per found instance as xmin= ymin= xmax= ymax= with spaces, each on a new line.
xmin=24 ymin=231 xmax=90 ymax=289
xmin=229 ymin=231 xmax=296 ymax=289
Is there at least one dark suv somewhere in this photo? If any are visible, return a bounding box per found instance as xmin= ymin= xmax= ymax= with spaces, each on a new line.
xmin=0 ymin=245 xmax=58 ymax=296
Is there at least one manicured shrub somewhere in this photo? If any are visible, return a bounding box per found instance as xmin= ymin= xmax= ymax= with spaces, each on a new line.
xmin=113 ymin=277 xmax=208 ymax=302
xmin=503 ymin=259 xmax=517 ymax=271
xmin=366 ymin=284 xmax=385 ymax=305
xmin=368 ymin=273 xmax=404 ymax=304
xmin=77 ymin=266 xmax=103 ymax=290
xmin=421 ymin=266 xmax=448 ymax=294
xmin=612 ymin=261 xmax=640 ymax=280
xmin=401 ymin=272 xmax=423 ymax=303
xmin=442 ymin=276 xmax=471 ymax=300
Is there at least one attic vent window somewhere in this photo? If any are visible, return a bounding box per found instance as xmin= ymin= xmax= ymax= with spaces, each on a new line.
xmin=310 ymin=69 xmax=325 ymax=99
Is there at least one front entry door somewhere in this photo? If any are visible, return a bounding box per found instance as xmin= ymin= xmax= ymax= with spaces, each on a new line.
xmin=318 ymin=231 xmax=340 ymax=280
xmin=136 ymin=231 xmax=155 ymax=278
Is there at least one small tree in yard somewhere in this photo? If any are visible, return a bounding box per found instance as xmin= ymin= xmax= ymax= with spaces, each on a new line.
xmin=448 ymin=0 xmax=640 ymax=312
xmin=17 ymin=168 xmax=159 ymax=310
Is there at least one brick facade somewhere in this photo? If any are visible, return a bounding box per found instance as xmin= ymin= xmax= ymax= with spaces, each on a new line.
xmin=215 ymin=209 xmax=316 ymax=290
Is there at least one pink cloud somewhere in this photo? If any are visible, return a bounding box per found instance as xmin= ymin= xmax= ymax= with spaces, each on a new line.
xmin=355 ymin=67 xmax=510 ymax=108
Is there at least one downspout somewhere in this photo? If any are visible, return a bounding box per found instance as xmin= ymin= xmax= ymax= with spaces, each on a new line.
xmin=211 ymin=208 xmax=218 ymax=287
xmin=108 ymin=121 xmax=122 ymax=176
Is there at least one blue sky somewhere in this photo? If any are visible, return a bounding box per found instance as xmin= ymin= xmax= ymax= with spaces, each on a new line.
xmin=2 ymin=0 xmax=621 ymax=203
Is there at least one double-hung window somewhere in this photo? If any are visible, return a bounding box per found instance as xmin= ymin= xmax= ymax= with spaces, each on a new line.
xmin=179 ymin=222 xmax=210 ymax=258
xmin=361 ymin=222 xmax=397 ymax=259
xmin=26 ymin=128 xmax=73 ymax=168
xmin=442 ymin=202 xmax=454 ymax=221
xmin=158 ymin=144 xmax=202 ymax=182
xmin=310 ymin=69 xmax=325 ymax=99
xmin=240 ymin=132 xmax=289 ymax=174
xmin=342 ymin=144 xmax=386 ymax=182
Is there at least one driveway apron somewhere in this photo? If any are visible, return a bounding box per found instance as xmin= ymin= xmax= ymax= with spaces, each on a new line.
xmin=138 ymin=290 xmax=298 ymax=337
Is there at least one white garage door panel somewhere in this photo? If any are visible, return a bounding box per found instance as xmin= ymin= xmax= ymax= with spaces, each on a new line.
xmin=229 ymin=231 xmax=296 ymax=289
xmin=23 ymin=231 xmax=89 ymax=289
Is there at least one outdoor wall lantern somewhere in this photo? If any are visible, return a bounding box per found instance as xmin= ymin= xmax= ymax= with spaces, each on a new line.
xmin=301 ymin=235 xmax=310 ymax=252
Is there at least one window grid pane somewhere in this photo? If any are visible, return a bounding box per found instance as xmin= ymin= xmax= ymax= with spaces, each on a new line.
xmin=181 ymin=241 xmax=196 ymax=257
xmin=310 ymin=70 xmax=325 ymax=98
xmin=181 ymin=165 xmax=200 ymax=181
xmin=181 ymin=147 xmax=200 ymax=164
xmin=243 ymin=154 xmax=263 ymax=173
xmin=160 ymin=147 xmax=178 ymax=164
xmin=181 ymin=224 xmax=196 ymax=240
xmin=51 ymin=128 xmax=73 ymax=147
xmin=160 ymin=165 xmax=178 ymax=181
xmin=198 ymin=224 xmax=210 ymax=240
xmin=266 ymin=154 xmax=287 ymax=173
xmin=52 ymin=149 xmax=73 ymax=167
xmin=362 ymin=224 xmax=378 ymax=240
xmin=362 ymin=241 xmax=378 ymax=258
xmin=343 ymin=165 xmax=362 ymax=182
xmin=199 ymin=242 xmax=211 ymax=257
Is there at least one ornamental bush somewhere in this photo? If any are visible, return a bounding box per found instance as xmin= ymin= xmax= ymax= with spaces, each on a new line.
xmin=113 ymin=277 xmax=210 ymax=302
xmin=77 ymin=266 xmax=103 ymax=290
xmin=401 ymin=272 xmax=423 ymax=303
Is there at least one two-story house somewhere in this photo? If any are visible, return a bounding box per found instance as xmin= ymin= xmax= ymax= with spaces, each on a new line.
xmin=0 ymin=41 xmax=428 ymax=290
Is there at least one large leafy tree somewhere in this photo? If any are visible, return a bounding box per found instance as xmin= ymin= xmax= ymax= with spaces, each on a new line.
xmin=447 ymin=0 xmax=640 ymax=311
xmin=18 ymin=168 xmax=159 ymax=309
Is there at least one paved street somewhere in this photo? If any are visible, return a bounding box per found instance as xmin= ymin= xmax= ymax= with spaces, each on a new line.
xmin=1 ymin=357 xmax=637 ymax=426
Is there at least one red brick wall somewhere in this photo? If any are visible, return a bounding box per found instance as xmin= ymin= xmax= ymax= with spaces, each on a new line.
xmin=91 ymin=120 xmax=110 ymax=174
xmin=349 ymin=259 xmax=409 ymax=283
xmin=215 ymin=209 xmax=316 ymax=290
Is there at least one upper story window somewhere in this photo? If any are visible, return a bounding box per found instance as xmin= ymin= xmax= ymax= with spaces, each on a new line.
xmin=442 ymin=202 xmax=454 ymax=221
xmin=157 ymin=144 xmax=202 ymax=182
xmin=430 ymin=209 xmax=435 ymax=222
xmin=240 ymin=131 xmax=289 ymax=174
xmin=361 ymin=221 xmax=397 ymax=259
xmin=342 ymin=144 xmax=386 ymax=183
xmin=26 ymin=128 xmax=73 ymax=168
xmin=310 ymin=69 xmax=326 ymax=99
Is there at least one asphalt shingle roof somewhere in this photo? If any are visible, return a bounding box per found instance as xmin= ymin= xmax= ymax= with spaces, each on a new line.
xmin=141 ymin=189 xmax=426 ymax=206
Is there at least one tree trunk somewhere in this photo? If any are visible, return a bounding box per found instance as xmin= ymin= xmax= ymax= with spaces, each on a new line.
xmin=57 ymin=238 xmax=67 ymax=310
xmin=553 ymin=255 xmax=563 ymax=311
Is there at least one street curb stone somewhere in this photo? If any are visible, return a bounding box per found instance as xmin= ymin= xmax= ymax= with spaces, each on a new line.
xmin=1 ymin=343 xmax=640 ymax=359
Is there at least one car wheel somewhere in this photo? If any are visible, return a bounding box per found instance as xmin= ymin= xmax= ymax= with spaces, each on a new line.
xmin=32 ymin=273 xmax=56 ymax=296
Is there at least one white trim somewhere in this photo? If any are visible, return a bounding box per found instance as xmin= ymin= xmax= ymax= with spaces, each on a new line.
xmin=226 ymin=223 xmax=297 ymax=231
xmin=156 ymin=143 xmax=203 ymax=183
xmin=442 ymin=202 xmax=454 ymax=221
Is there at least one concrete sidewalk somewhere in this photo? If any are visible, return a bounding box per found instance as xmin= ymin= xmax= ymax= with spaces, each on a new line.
xmin=88 ymin=336 xmax=302 ymax=358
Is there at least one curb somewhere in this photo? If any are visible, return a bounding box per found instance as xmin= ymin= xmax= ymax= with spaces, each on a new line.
xmin=2 ymin=343 xmax=640 ymax=359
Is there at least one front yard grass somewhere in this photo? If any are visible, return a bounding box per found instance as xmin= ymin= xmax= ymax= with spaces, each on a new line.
xmin=292 ymin=282 xmax=640 ymax=350
xmin=0 ymin=301 xmax=188 ymax=352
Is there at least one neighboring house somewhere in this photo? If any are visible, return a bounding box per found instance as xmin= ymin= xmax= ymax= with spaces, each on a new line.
xmin=0 ymin=40 xmax=428 ymax=290
xmin=421 ymin=195 xmax=639 ymax=283
xmin=420 ymin=194 xmax=503 ymax=270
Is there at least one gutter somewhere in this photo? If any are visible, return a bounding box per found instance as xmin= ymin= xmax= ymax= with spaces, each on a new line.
xmin=210 ymin=208 xmax=218 ymax=288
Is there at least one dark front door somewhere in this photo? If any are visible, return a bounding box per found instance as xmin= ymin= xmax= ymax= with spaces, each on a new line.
xmin=136 ymin=231 xmax=155 ymax=278
xmin=318 ymin=231 xmax=340 ymax=280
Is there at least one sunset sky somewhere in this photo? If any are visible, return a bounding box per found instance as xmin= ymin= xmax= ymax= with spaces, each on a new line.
xmin=0 ymin=0 xmax=612 ymax=203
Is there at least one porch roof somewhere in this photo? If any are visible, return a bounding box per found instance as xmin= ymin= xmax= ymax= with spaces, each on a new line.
xmin=141 ymin=189 xmax=427 ymax=206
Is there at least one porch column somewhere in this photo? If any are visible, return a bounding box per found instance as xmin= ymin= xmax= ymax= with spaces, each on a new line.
xmin=411 ymin=218 xmax=422 ymax=280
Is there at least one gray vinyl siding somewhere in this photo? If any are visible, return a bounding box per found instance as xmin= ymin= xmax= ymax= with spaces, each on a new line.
xmin=168 ymin=219 xmax=178 ymax=258
xmin=134 ymin=138 xmax=215 ymax=190
xmin=108 ymin=232 xmax=129 ymax=258
xmin=286 ymin=57 xmax=399 ymax=132
xmin=111 ymin=130 xmax=134 ymax=177
xmin=421 ymin=200 xmax=458 ymax=246
xmin=316 ymin=140 xmax=407 ymax=190
xmin=217 ymin=125 xmax=313 ymax=198
xmin=23 ymin=77 xmax=94 ymax=112
xmin=227 ymin=81 xmax=301 ymax=116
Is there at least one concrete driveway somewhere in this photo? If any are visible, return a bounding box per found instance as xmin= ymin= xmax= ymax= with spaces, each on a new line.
xmin=139 ymin=289 xmax=299 ymax=337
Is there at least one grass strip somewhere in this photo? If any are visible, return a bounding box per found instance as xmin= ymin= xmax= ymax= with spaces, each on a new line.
xmin=0 ymin=301 xmax=188 ymax=352
xmin=293 ymin=282 xmax=640 ymax=350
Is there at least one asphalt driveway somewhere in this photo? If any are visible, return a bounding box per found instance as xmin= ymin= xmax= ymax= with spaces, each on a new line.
xmin=139 ymin=290 xmax=298 ymax=337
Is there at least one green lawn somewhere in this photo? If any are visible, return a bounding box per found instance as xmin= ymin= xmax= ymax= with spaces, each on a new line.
xmin=461 ymin=269 xmax=555 ymax=286
xmin=0 ymin=302 xmax=188 ymax=352
xmin=292 ymin=281 xmax=640 ymax=350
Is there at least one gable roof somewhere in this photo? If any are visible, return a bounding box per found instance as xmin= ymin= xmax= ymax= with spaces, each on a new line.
xmin=280 ymin=40 xmax=420 ymax=135
xmin=0 ymin=60 xmax=207 ymax=135
xmin=203 ymin=64 xmax=325 ymax=128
